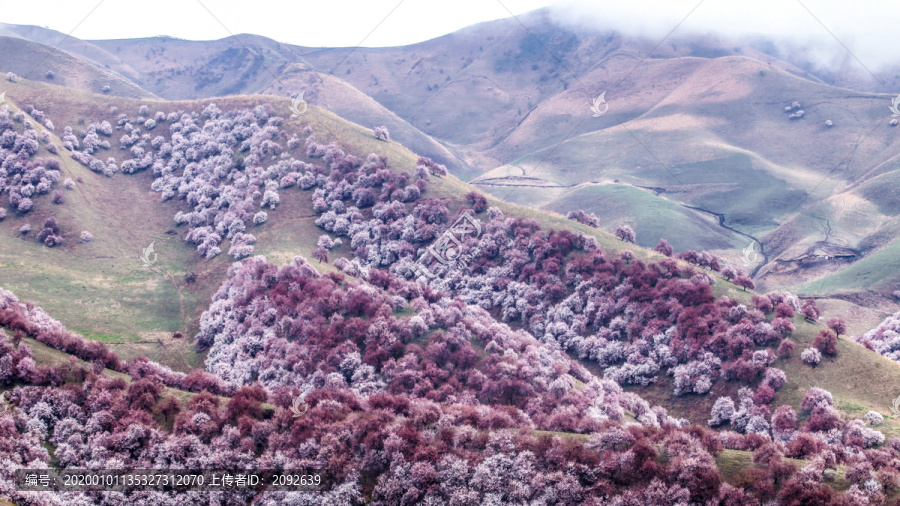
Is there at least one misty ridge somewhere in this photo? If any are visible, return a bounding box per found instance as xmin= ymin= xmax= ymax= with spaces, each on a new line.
xmin=0 ymin=1 xmax=900 ymax=505
xmin=551 ymin=0 xmax=899 ymax=81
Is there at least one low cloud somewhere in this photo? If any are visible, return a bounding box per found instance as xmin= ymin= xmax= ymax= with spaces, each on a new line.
xmin=548 ymin=0 xmax=898 ymax=77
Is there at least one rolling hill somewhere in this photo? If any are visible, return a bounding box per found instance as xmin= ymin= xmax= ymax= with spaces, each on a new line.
xmin=3 ymin=9 xmax=898 ymax=310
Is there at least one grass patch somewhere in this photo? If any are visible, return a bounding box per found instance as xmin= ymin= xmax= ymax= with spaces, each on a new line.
xmin=796 ymin=238 xmax=900 ymax=295
xmin=542 ymin=183 xmax=747 ymax=252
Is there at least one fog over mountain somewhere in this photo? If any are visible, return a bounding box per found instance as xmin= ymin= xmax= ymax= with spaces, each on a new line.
xmin=551 ymin=0 xmax=899 ymax=91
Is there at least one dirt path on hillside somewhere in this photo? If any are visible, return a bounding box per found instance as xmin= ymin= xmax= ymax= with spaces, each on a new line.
xmin=681 ymin=204 xmax=769 ymax=277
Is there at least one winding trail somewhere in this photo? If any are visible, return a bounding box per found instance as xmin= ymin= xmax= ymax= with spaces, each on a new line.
xmin=631 ymin=183 xmax=768 ymax=275
xmin=474 ymin=178 xmax=771 ymax=276
xmin=681 ymin=204 xmax=769 ymax=277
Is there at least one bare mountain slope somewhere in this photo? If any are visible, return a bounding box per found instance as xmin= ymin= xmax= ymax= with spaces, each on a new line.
xmin=0 ymin=36 xmax=155 ymax=99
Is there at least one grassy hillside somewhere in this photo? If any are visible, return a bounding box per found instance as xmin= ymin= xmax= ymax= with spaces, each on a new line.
xmin=0 ymin=36 xmax=155 ymax=99
xmin=621 ymin=303 xmax=900 ymax=440
xmin=794 ymin=239 xmax=900 ymax=296
xmin=0 ymin=81 xmax=221 ymax=371
xmin=542 ymin=183 xmax=748 ymax=251
xmin=255 ymin=63 xmax=475 ymax=178
xmin=0 ymin=23 xmax=148 ymax=86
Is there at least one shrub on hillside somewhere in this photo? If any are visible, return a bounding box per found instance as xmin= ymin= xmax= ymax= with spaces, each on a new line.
xmin=752 ymin=295 xmax=773 ymax=313
xmin=775 ymin=302 xmax=794 ymax=318
xmin=567 ymin=209 xmax=600 ymax=228
xmin=827 ymin=317 xmax=847 ymax=337
xmin=373 ymin=125 xmax=390 ymax=141
xmin=865 ymin=411 xmax=884 ymax=426
xmin=465 ymin=191 xmax=488 ymax=213
xmin=762 ymin=367 xmax=786 ymax=390
xmin=753 ymin=385 xmax=775 ymax=405
xmin=801 ymin=387 xmax=833 ymax=413
xmin=17 ymin=198 xmax=33 ymax=213
xmin=311 ymin=246 xmax=329 ymax=263
xmin=721 ymin=266 xmax=738 ymax=281
xmin=773 ymin=318 xmax=795 ymax=337
xmin=708 ymin=397 xmax=735 ymax=427
xmin=654 ymin=238 xmax=674 ymax=257
xmin=800 ymin=348 xmax=821 ymax=366
xmin=417 ymin=156 xmax=447 ymax=177
xmin=853 ymin=310 xmax=900 ymax=363
xmin=813 ymin=329 xmax=837 ymax=356
xmin=734 ymin=275 xmax=755 ymax=291
xmin=800 ymin=299 xmax=820 ymax=321
xmin=614 ymin=224 xmax=635 ymax=243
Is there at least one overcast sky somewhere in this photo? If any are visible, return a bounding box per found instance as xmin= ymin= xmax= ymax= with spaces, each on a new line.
xmin=3 ymin=0 xmax=548 ymax=47
xmin=2 ymin=0 xmax=897 ymax=69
